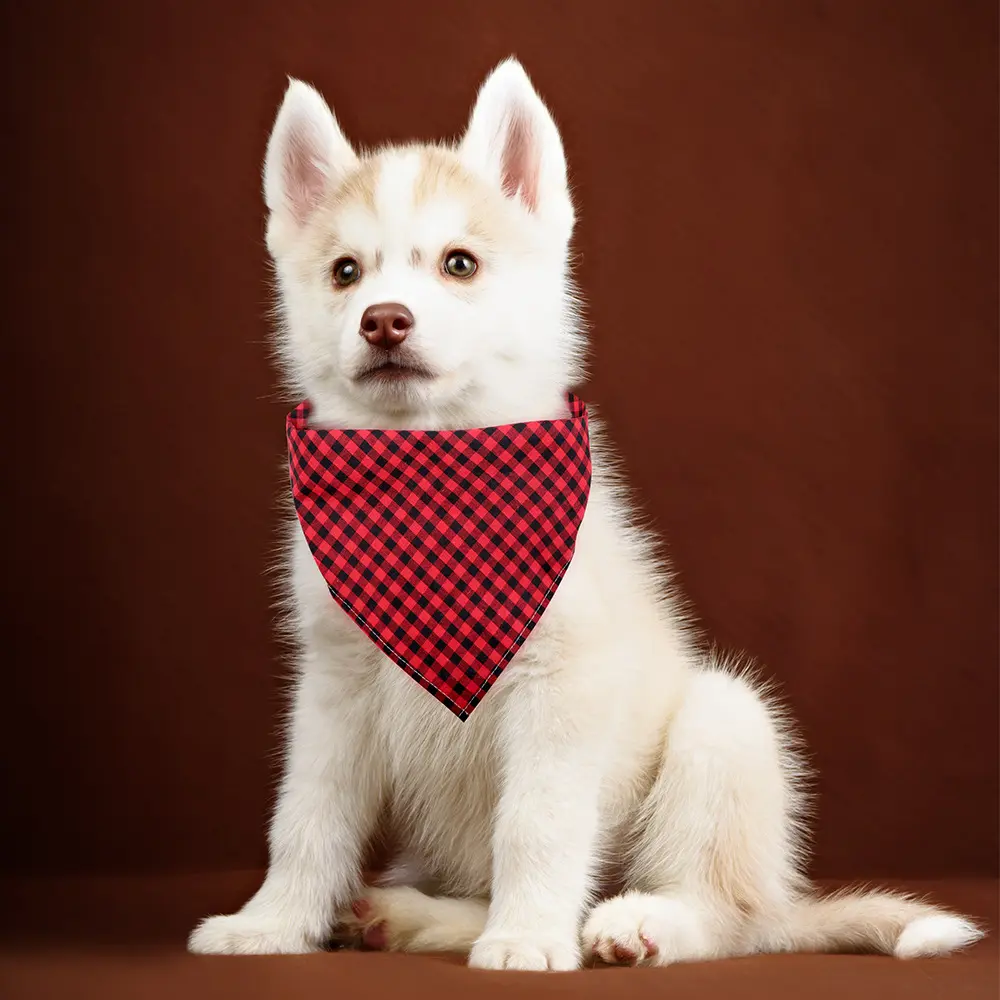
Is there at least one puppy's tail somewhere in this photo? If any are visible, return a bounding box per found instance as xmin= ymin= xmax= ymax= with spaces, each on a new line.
xmin=762 ymin=887 xmax=983 ymax=958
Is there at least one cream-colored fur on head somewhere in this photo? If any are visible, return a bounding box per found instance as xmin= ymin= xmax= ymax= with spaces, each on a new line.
xmin=262 ymin=58 xmax=582 ymax=434
xmin=187 ymin=58 xmax=983 ymax=969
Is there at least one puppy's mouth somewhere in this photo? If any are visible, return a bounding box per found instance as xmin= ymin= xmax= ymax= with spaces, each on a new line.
xmin=355 ymin=356 xmax=435 ymax=384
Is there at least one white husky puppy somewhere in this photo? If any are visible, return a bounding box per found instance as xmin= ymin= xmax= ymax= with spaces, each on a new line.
xmin=188 ymin=59 xmax=982 ymax=970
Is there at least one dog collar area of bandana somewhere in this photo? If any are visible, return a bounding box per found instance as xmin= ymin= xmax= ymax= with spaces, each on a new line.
xmin=286 ymin=394 xmax=592 ymax=719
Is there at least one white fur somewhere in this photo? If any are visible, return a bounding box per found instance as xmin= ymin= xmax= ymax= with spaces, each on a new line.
xmin=188 ymin=59 xmax=984 ymax=969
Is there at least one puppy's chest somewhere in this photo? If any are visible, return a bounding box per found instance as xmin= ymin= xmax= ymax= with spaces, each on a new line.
xmin=372 ymin=654 xmax=503 ymax=891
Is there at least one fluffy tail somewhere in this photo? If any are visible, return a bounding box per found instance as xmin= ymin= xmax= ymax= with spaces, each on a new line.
xmin=763 ymin=887 xmax=984 ymax=959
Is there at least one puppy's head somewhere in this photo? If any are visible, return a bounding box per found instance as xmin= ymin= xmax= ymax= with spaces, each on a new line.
xmin=264 ymin=59 xmax=583 ymax=429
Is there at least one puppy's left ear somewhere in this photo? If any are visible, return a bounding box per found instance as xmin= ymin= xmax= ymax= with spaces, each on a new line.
xmin=460 ymin=58 xmax=574 ymax=240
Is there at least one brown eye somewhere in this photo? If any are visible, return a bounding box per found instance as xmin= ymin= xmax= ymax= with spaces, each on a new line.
xmin=443 ymin=251 xmax=478 ymax=279
xmin=332 ymin=257 xmax=361 ymax=287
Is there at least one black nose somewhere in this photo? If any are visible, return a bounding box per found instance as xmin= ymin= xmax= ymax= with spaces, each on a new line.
xmin=359 ymin=302 xmax=414 ymax=348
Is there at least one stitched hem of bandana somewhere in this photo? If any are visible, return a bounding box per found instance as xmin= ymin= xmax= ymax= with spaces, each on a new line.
xmin=324 ymin=560 xmax=579 ymax=721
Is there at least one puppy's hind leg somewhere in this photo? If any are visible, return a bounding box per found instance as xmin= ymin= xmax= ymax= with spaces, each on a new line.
xmin=584 ymin=664 xmax=805 ymax=966
xmin=583 ymin=663 xmax=983 ymax=965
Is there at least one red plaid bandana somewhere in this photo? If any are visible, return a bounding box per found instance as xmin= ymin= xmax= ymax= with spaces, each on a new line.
xmin=286 ymin=394 xmax=591 ymax=719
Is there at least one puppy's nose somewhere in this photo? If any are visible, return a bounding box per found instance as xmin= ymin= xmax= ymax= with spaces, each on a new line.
xmin=359 ymin=302 xmax=414 ymax=348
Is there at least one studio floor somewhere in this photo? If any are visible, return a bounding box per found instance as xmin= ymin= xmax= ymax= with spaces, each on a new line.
xmin=1 ymin=872 xmax=995 ymax=1000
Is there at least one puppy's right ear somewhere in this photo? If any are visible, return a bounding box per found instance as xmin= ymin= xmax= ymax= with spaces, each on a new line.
xmin=263 ymin=79 xmax=357 ymax=250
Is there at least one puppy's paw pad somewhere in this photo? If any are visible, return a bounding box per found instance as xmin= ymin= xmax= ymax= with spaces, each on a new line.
xmin=361 ymin=921 xmax=387 ymax=950
xmin=583 ymin=902 xmax=655 ymax=965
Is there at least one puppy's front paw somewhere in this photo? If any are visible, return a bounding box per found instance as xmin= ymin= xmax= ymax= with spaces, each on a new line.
xmin=187 ymin=912 xmax=319 ymax=955
xmin=468 ymin=931 xmax=580 ymax=971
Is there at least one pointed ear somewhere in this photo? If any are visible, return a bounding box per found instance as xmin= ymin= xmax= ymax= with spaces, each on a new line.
xmin=459 ymin=58 xmax=574 ymax=237
xmin=263 ymin=79 xmax=358 ymax=242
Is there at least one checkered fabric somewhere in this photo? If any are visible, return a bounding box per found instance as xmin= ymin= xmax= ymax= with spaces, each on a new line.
xmin=286 ymin=394 xmax=592 ymax=719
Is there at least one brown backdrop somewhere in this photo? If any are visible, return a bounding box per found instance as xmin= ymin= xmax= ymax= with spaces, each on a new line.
xmin=2 ymin=0 xmax=996 ymax=885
